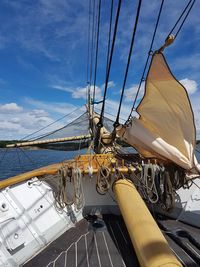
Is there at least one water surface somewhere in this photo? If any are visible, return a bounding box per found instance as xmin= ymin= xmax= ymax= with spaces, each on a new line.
xmin=0 ymin=148 xmax=84 ymax=180
xmin=0 ymin=144 xmax=200 ymax=181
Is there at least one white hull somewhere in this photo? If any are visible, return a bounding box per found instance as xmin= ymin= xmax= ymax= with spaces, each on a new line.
xmin=0 ymin=173 xmax=200 ymax=266
xmin=158 ymin=178 xmax=200 ymax=228
xmin=0 ymin=174 xmax=119 ymax=266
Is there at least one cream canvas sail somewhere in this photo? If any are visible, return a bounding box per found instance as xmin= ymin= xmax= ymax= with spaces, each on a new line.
xmin=118 ymin=52 xmax=200 ymax=172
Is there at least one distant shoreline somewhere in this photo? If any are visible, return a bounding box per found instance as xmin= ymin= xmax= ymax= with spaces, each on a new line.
xmin=0 ymin=139 xmax=199 ymax=149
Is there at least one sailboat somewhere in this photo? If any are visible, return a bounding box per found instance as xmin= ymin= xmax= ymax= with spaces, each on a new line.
xmin=0 ymin=0 xmax=200 ymax=266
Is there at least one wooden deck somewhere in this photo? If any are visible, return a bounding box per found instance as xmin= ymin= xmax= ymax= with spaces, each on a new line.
xmin=24 ymin=214 xmax=200 ymax=267
xmin=24 ymin=215 xmax=139 ymax=267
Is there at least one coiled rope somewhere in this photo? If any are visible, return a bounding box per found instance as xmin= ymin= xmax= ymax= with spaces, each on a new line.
xmin=96 ymin=166 xmax=112 ymax=194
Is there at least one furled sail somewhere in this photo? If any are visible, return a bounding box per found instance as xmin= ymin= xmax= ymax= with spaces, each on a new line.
xmin=117 ymin=52 xmax=200 ymax=172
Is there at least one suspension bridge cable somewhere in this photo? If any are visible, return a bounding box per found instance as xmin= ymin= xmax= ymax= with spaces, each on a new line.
xmin=98 ymin=0 xmax=122 ymax=127
xmin=114 ymin=0 xmax=142 ymax=127
xmin=126 ymin=0 xmax=165 ymax=123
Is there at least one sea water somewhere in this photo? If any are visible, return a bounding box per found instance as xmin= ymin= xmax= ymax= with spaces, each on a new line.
xmin=0 ymin=148 xmax=86 ymax=180
xmin=0 ymin=144 xmax=200 ymax=181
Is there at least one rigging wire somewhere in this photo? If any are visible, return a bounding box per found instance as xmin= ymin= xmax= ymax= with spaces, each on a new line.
xmin=168 ymin=0 xmax=195 ymax=39
xmin=18 ymin=147 xmax=38 ymax=168
xmin=105 ymin=0 xmax=114 ymax=78
xmin=30 ymin=112 xmax=89 ymax=141
xmin=98 ymin=0 xmax=122 ymax=128
xmin=19 ymin=107 xmax=82 ymax=141
xmin=92 ymin=0 xmax=102 ymax=118
xmin=89 ymin=0 xmax=97 ymax=86
xmin=114 ymin=0 xmax=142 ymax=127
xmin=86 ymin=0 xmax=92 ymax=84
xmin=16 ymin=148 xmax=24 ymax=172
xmin=126 ymin=0 xmax=195 ymax=123
xmin=0 ymin=148 xmax=8 ymax=166
xmin=126 ymin=0 xmax=165 ymax=123
xmin=95 ymin=107 xmax=126 ymax=122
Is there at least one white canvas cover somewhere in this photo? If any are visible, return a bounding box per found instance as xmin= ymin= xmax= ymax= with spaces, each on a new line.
xmin=118 ymin=53 xmax=200 ymax=172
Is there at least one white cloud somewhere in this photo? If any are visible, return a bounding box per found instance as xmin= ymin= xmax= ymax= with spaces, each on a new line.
xmin=24 ymin=98 xmax=77 ymax=115
xmin=51 ymin=84 xmax=73 ymax=92
xmin=51 ymin=81 xmax=116 ymax=101
xmin=179 ymin=78 xmax=198 ymax=95
xmin=28 ymin=109 xmax=49 ymax=118
xmin=51 ymin=84 xmax=103 ymax=100
xmin=0 ymin=101 xmax=82 ymax=139
xmin=101 ymin=81 xmax=116 ymax=90
xmin=0 ymin=103 xmax=23 ymax=113
xmin=72 ymin=85 xmax=102 ymax=100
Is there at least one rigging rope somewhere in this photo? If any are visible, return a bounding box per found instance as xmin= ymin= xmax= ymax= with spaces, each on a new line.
xmin=18 ymin=147 xmax=38 ymax=168
xmin=30 ymin=112 xmax=89 ymax=141
xmin=105 ymin=0 xmax=114 ymax=78
xmin=91 ymin=0 xmax=102 ymax=132
xmin=126 ymin=0 xmax=165 ymax=123
xmin=168 ymin=0 xmax=195 ymax=39
xmin=0 ymin=148 xmax=8 ymax=166
xmin=86 ymin=0 xmax=92 ymax=84
xmin=114 ymin=0 xmax=142 ymax=127
xmin=20 ymin=107 xmax=81 ymax=141
xmin=98 ymin=0 xmax=122 ymax=128
xmin=89 ymin=0 xmax=96 ymax=86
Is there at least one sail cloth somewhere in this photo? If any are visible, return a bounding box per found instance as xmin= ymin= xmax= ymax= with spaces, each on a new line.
xmin=117 ymin=52 xmax=200 ymax=172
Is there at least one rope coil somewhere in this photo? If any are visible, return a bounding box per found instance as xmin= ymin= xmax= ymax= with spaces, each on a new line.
xmin=96 ymin=166 xmax=112 ymax=194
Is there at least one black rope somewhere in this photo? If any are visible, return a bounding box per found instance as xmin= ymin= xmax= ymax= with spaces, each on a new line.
xmin=168 ymin=0 xmax=195 ymax=39
xmin=89 ymin=0 xmax=96 ymax=86
xmin=98 ymin=0 xmax=122 ymax=128
xmin=95 ymin=107 xmax=126 ymax=122
xmin=92 ymin=0 xmax=101 ymax=109
xmin=114 ymin=0 xmax=142 ymax=127
xmin=86 ymin=0 xmax=91 ymax=84
xmin=105 ymin=0 xmax=114 ymax=77
xmin=174 ymin=0 xmax=195 ymax=39
xmin=126 ymin=0 xmax=165 ymax=123
xmin=87 ymin=0 xmax=96 ymax=107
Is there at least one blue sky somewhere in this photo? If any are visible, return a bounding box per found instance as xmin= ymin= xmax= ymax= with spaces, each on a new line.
xmin=0 ymin=0 xmax=200 ymax=140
